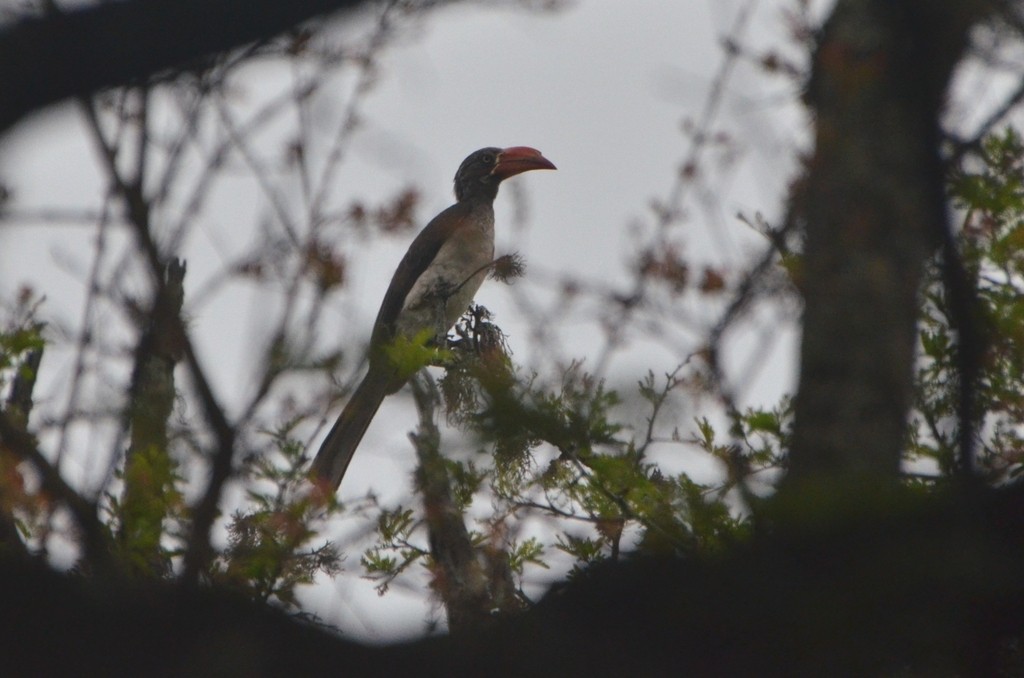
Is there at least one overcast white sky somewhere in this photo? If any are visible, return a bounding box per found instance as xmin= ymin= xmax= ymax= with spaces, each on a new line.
xmin=0 ymin=0 xmax=817 ymax=639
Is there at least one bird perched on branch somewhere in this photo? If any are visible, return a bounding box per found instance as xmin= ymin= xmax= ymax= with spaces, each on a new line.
xmin=310 ymin=146 xmax=556 ymax=492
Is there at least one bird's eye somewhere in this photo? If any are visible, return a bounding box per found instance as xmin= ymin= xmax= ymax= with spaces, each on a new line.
xmin=481 ymin=153 xmax=495 ymax=164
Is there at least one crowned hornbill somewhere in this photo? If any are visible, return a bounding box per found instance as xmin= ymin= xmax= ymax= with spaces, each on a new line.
xmin=310 ymin=146 xmax=556 ymax=491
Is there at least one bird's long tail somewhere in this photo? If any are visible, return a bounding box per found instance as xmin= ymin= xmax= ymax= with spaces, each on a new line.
xmin=310 ymin=370 xmax=392 ymax=491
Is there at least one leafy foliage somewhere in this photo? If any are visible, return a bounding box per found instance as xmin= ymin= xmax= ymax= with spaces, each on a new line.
xmin=360 ymin=307 xmax=762 ymax=597
xmin=213 ymin=426 xmax=342 ymax=609
xmin=0 ymin=293 xmax=48 ymax=550
xmin=361 ymin=506 xmax=426 ymax=595
xmin=913 ymin=128 xmax=1024 ymax=481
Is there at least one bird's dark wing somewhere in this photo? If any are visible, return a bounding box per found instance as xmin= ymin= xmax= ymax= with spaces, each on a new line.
xmin=369 ymin=201 xmax=471 ymax=347
xmin=311 ymin=204 xmax=471 ymax=491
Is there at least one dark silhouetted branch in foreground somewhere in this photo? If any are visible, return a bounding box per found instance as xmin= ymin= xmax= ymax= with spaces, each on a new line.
xmin=5 ymin=483 xmax=1024 ymax=675
xmin=0 ymin=0 xmax=372 ymax=135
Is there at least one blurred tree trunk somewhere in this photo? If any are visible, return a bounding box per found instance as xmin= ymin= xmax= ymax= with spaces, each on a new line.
xmin=786 ymin=0 xmax=990 ymax=488
xmin=118 ymin=259 xmax=187 ymax=576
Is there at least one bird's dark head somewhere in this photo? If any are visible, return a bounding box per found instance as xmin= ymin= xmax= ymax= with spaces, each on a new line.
xmin=454 ymin=146 xmax=556 ymax=203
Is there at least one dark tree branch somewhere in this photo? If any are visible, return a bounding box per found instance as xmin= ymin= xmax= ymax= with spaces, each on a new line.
xmin=409 ymin=372 xmax=519 ymax=633
xmin=947 ymin=74 xmax=1024 ymax=165
xmin=0 ymin=411 xmax=118 ymax=576
xmin=0 ymin=0 xmax=372 ymax=135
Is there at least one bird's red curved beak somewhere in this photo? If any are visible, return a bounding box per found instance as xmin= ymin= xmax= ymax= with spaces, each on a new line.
xmin=491 ymin=146 xmax=557 ymax=179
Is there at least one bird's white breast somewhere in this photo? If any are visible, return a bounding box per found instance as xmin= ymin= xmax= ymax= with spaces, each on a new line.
xmin=396 ymin=204 xmax=495 ymax=339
